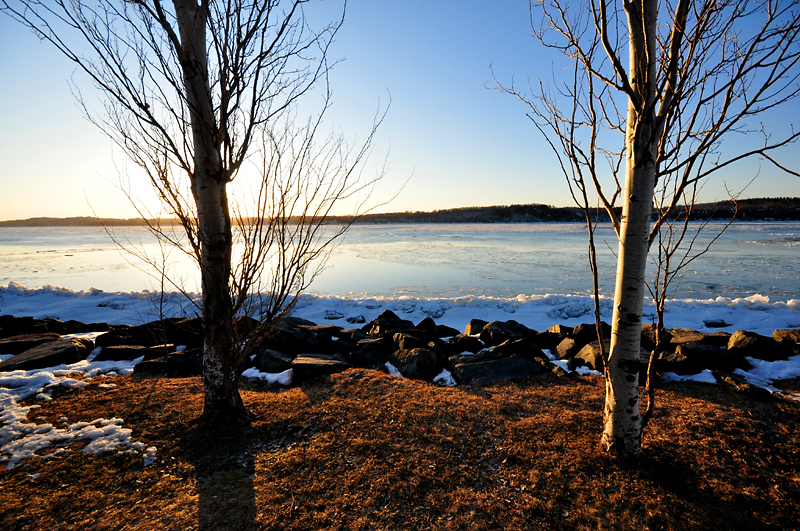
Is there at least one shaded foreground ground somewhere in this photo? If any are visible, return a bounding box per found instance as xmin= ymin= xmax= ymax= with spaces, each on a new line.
xmin=1 ymin=371 xmax=799 ymax=530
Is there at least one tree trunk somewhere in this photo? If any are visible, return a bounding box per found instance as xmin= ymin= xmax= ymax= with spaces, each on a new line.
xmin=174 ymin=0 xmax=248 ymax=424
xmin=600 ymin=0 xmax=658 ymax=460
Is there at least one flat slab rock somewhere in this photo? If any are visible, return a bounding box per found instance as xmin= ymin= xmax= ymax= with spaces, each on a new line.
xmin=450 ymin=352 xmax=547 ymax=385
xmin=0 ymin=338 xmax=94 ymax=372
xmin=0 ymin=333 xmax=62 ymax=356
xmin=133 ymin=351 xmax=202 ymax=378
xmin=291 ymin=354 xmax=351 ymax=383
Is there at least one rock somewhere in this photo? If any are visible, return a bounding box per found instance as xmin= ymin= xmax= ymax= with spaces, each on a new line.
xmin=479 ymin=320 xmax=536 ymax=347
xmin=488 ymin=337 xmax=547 ymax=362
xmin=640 ymin=323 xmax=665 ymax=352
xmin=464 ymin=319 xmax=488 ymax=336
xmin=773 ymin=328 xmax=800 ymax=345
xmin=571 ymin=322 xmax=611 ymax=349
xmin=389 ymin=348 xmax=443 ymax=380
xmin=361 ymin=310 xmax=415 ymax=338
xmin=445 ymin=334 xmax=484 ymax=355
xmin=659 ymin=342 xmax=753 ymax=375
xmin=345 ymin=345 xmax=387 ymax=371
xmin=305 ymin=333 xmax=347 ymax=355
xmin=436 ymin=324 xmax=461 ymax=338
xmin=575 ymin=340 xmax=609 ymax=372
xmin=346 ymin=315 xmax=366 ymax=325
xmin=302 ymin=324 xmax=343 ymax=336
xmin=697 ymin=332 xmax=732 ymax=348
xmin=727 ymin=330 xmax=792 ymax=361
xmin=668 ymin=328 xmax=708 ymax=346
xmin=262 ymin=326 xmax=315 ymax=355
xmin=93 ymin=345 xmax=164 ymax=362
xmin=555 ymin=337 xmax=582 ymax=360
xmin=133 ymin=351 xmax=202 ymax=378
xmin=415 ymin=317 xmax=440 ymax=337
xmin=324 ymin=310 xmax=344 ymax=320
xmin=0 ymin=316 xmax=104 ymax=338
xmin=547 ymin=324 xmax=573 ymax=335
xmin=0 ymin=333 xmax=62 ymax=355
xmin=253 ymin=348 xmax=293 ymax=373
xmin=356 ymin=337 xmax=392 ymax=356
xmin=415 ymin=318 xmax=459 ymax=339
xmin=336 ymin=328 xmax=370 ymax=343
xmin=0 ymin=338 xmax=94 ymax=372
xmin=95 ymin=317 xmax=203 ymax=348
xmin=291 ymin=354 xmax=351 ymax=383
xmin=449 ymin=351 xmax=547 ymax=385
xmin=532 ymin=331 xmax=563 ymax=351
xmin=393 ymin=332 xmax=430 ymax=351
xmin=704 ymin=319 xmax=730 ymax=328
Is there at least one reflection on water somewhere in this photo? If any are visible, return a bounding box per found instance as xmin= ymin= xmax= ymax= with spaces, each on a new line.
xmin=0 ymin=222 xmax=798 ymax=300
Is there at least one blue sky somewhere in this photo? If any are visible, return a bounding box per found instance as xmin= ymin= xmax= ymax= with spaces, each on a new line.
xmin=1 ymin=0 xmax=799 ymax=220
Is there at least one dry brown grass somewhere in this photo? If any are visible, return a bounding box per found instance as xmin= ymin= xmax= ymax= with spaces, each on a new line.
xmin=1 ymin=370 xmax=798 ymax=531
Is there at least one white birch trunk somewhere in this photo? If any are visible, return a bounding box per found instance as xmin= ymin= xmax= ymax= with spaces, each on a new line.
xmin=600 ymin=0 xmax=659 ymax=460
xmin=174 ymin=0 xmax=247 ymax=423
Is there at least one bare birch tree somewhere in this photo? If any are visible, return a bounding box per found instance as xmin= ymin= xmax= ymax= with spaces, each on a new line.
xmin=499 ymin=0 xmax=800 ymax=460
xmin=1 ymin=0 xmax=385 ymax=425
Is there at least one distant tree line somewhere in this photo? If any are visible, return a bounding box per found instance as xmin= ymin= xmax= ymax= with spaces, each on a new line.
xmin=2 ymin=197 xmax=800 ymax=227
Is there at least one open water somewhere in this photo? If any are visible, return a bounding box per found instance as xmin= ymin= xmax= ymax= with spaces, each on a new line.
xmin=0 ymin=222 xmax=798 ymax=301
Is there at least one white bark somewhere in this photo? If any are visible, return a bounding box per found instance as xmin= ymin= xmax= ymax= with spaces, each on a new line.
xmin=600 ymin=0 xmax=658 ymax=460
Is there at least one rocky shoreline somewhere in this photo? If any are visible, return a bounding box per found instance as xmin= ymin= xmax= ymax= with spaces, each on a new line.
xmin=1 ymin=312 xmax=799 ymax=393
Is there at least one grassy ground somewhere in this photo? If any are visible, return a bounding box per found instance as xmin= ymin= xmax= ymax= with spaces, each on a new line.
xmin=1 ymin=370 xmax=799 ymax=530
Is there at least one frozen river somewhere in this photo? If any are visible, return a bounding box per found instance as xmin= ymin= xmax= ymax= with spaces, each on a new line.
xmin=1 ymin=222 xmax=798 ymax=301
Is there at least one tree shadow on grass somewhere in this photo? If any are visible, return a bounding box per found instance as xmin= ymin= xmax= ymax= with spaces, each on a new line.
xmin=635 ymin=451 xmax=773 ymax=530
xmin=179 ymin=422 xmax=259 ymax=531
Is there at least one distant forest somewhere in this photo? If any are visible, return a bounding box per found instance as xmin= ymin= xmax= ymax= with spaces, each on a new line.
xmin=2 ymin=197 xmax=799 ymax=227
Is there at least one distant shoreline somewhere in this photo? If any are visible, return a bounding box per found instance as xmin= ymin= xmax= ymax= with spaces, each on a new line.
xmin=2 ymin=197 xmax=799 ymax=226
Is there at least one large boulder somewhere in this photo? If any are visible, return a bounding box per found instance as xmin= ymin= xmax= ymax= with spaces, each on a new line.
xmin=574 ymin=340 xmax=609 ymax=372
xmin=0 ymin=333 xmax=61 ymax=355
xmin=668 ymin=328 xmax=707 ymax=346
xmin=133 ymin=350 xmax=203 ymax=378
xmin=345 ymin=345 xmax=388 ymax=372
xmin=449 ymin=350 xmax=547 ymax=385
xmin=388 ymin=348 xmax=443 ymax=380
xmin=291 ymin=353 xmax=351 ymax=383
xmin=464 ymin=319 xmax=488 ymax=336
xmin=547 ymin=324 xmax=574 ymax=335
xmin=532 ymin=330 xmax=565 ymax=352
xmin=336 ymin=328 xmax=370 ymax=343
xmin=93 ymin=345 xmax=167 ymax=362
xmin=0 ymin=316 xmax=108 ymax=338
xmin=773 ymin=329 xmax=800 ymax=347
xmin=488 ymin=337 xmax=547 ymax=362
xmin=659 ymin=342 xmax=753 ymax=375
xmin=95 ymin=317 xmax=203 ymax=348
xmin=479 ymin=320 xmax=537 ymax=347
xmin=0 ymin=338 xmax=94 ymax=371
xmin=727 ymin=330 xmax=792 ymax=361
xmin=445 ymin=334 xmax=484 ymax=355
xmin=361 ymin=310 xmax=415 ymax=338
xmin=555 ymin=337 xmax=582 ymax=360
xmin=415 ymin=317 xmax=459 ymax=339
xmin=262 ymin=325 xmax=315 ymax=355
xmin=571 ymin=322 xmax=611 ymax=349
xmin=253 ymin=348 xmax=294 ymax=373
